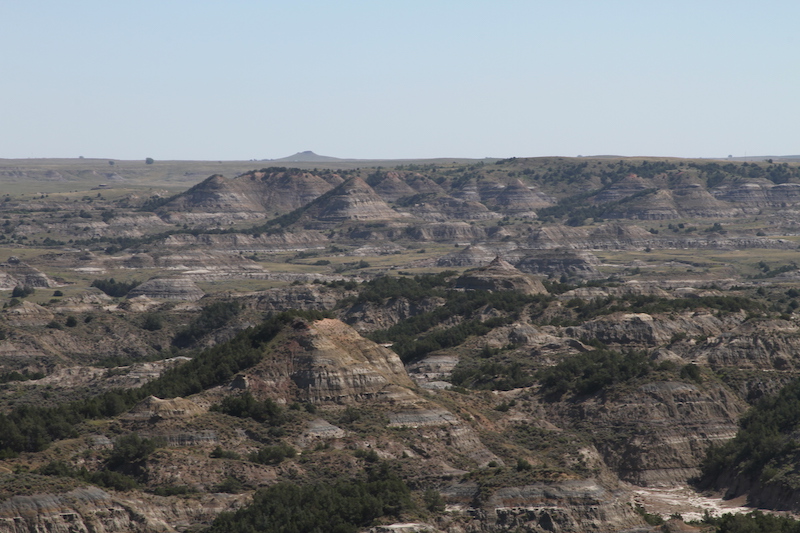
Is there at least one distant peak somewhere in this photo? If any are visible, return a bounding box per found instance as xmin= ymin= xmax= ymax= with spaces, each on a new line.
xmin=274 ymin=151 xmax=341 ymax=163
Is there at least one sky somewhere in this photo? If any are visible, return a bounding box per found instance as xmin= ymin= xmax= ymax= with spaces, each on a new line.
xmin=1 ymin=1 xmax=798 ymax=161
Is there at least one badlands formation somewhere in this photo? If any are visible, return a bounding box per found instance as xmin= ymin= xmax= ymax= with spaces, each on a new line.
xmin=0 ymin=155 xmax=800 ymax=531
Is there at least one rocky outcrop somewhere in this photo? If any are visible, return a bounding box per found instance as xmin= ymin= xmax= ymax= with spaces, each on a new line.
xmin=559 ymin=281 xmax=670 ymax=300
xmin=670 ymin=184 xmax=743 ymax=218
xmin=0 ymin=486 xmax=243 ymax=533
xmin=481 ymin=179 xmax=553 ymax=214
xmin=515 ymin=249 xmax=602 ymax=279
xmin=693 ymin=319 xmax=800 ymax=370
xmin=127 ymin=278 xmax=204 ymax=301
xmin=244 ymin=318 xmax=415 ymax=404
xmin=406 ymin=222 xmax=486 ymax=242
xmin=443 ymin=480 xmax=644 ymax=533
xmin=2 ymin=301 xmax=54 ymax=327
xmin=603 ymin=189 xmax=680 ymax=220
xmin=406 ymin=196 xmax=499 ymax=222
xmin=593 ymin=174 xmax=651 ymax=204
xmin=456 ymin=257 xmax=548 ymax=295
xmin=342 ymin=296 xmax=446 ymax=333
xmin=0 ymin=257 xmax=59 ymax=289
xmin=526 ymin=224 xmax=654 ymax=250
xmin=245 ymin=286 xmax=341 ymax=313
xmin=125 ymin=396 xmax=204 ymax=419
xmin=370 ymin=172 xmax=418 ymax=202
xmin=297 ymin=418 xmax=346 ymax=447
xmin=161 ymin=168 xmax=335 ymax=218
xmin=436 ymin=245 xmax=496 ymax=268
xmin=568 ymin=311 xmax=726 ymax=348
xmin=314 ymin=177 xmax=403 ymax=221
xmin=558 ymin=382 xmax=746 ymax=486
xmin=163 ymin=230 xmax=329 ymax=253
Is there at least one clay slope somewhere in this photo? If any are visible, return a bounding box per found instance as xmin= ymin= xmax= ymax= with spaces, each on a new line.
xmin=456 ymin=257 xmax=548 ymax=295
xmin=161 ymin=168 xmax=336 ymax=217
xmin=302 ymin=177 xmax=404 ymax=222
xmin=0 ymin=257 xmax=60 ymax=289
xmin=480 ymin=179 xmax=553 ymax=213
xmin=243 ymin=317 xmax=415 ymax=404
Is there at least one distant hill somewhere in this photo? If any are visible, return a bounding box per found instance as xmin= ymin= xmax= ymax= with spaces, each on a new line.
xmin=271 ymin=151 xmax=341 ymax=163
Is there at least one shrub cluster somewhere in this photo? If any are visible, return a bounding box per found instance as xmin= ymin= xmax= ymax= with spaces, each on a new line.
xmin=536 ymin=349 xmax=653 ymax=400
xmin=701 ymin=377 xmax=800 ymax=489
xmin=90 ymin=278 xmax=139 ymax=297
xmin=205 ymin=463 xmax=412 ymax=533
xmin=0 ymin=310 xmax=325 ymax=456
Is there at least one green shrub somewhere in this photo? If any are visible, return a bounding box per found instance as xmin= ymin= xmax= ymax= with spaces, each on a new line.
xmin=90 ymin=278 xmax=139 ymax=297
xmin=172 ymin=300 xmax=241 ymax=348
xmin=206 ymin=464 xmax=412 ymax=533
xmin=210 ymin=446 xmax=240 ymax=460
xmin=214 ymin=476 xmax=245 ymax=494
xmin=248 ymin=443 xmax=296 ymax=465
xmin=141 ymin=313 xmax=163 ymax=331
xmin=536 ymin=349 xmax=652 ymax=400
xmin=680 ymin=363 xmax=702 ymax=383
xmin=423 ymin=489 xmax=445 ymax=512
xmin=11 ymin=285 xmax=34 ymax=298
xmin=210 ymin=392 xmax=284 ymax=425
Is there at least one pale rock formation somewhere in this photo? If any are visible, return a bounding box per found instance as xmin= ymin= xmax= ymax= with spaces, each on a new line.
xmin=515 ymin=249 xmax=602 ymax=279
xmin=127 ymin=278 xmax=204 ymax=301
xmin=455 ymin=257 xmax=548 ymax=295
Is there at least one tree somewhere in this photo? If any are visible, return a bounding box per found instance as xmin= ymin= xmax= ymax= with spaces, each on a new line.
xmin=145 ymin=158 xmax=154 ymax=165
xmin=11 ymin=285 xmax=34 ymax=298
xmin=141 ymin=313 xmax=163 ymax=331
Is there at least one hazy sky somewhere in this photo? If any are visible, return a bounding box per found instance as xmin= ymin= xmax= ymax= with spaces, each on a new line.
xmin=1 ymin=1 xmax=798 ymax=160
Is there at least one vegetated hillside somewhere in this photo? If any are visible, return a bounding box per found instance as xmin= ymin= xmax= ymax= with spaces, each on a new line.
xmin=699 ymin=377 xmax=800 ymax=512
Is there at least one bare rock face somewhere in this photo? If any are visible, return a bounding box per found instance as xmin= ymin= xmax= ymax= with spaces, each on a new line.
xmin=593 ymin=174 xmax=651 ymax=204
xmin=342 ymin=296 xmax=445 ymax=333
xmin=559 ymin=382 xmax=746 ymax=486
xmin=406 ymin=196 xmax=499 ymax=222
xmin=456 ymin=257 xmax=548 ymax=295
xmin=370 ymin=171 xmax=418 ymax=202
xmin=693 ymin=319 xmax=800 ymax=370
xmin=161 ymin=169 xmax=335 ymax=218
xmin=0 ymin=486 xmax=242 ymax=533
xmin=441 ymin=479 xmax=643 ymax=533
xmin=290 ymin=318 xmax=415 ymax=403
xmin=2 ymin=301 xmax=54 ymax=327
xmin=482 ymin=179 xmax=553 ymax=214
xmin=406 ymin=222 xmax=486 ymax=242
xmin=515 ymin=249 xmax=602 ymax=279
xmin=670 ymin=183 xmax=743 ymax=218
xmin=489 ymin=480 xmax=643 ymax=532
xmin=162 ymin=230 xmax=329 ymax=253
xmin=714 ymin=180 xmax=773 ymax=208
xmin=0 ymin=257 xmax=59 ymax=288
xmin=127 ymin=278 xmax=204 ymax=301
xmin=162 ymin=174 xmax=266 ymax=218
xmin=568 ymin=311 xmax=725 ymax=348
xmin=436 ymin=244 xmax=496 ymax=267
xmin=603 ymin=189 xmax=680 ymax=220
xmin=315 ymin=177 xmax=402 ymax=221
xmin=245 ymin=318 xmax=415 ymax=404
xmin=527 ymin=224 xmax=656 ymax=250
xmin=246 ymin=286 xmax=340 ymax=313
xmin=125 ymin=395 xmax=204 ymax=419
xmin=559 ymin=281 xmax=670 ymax=300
